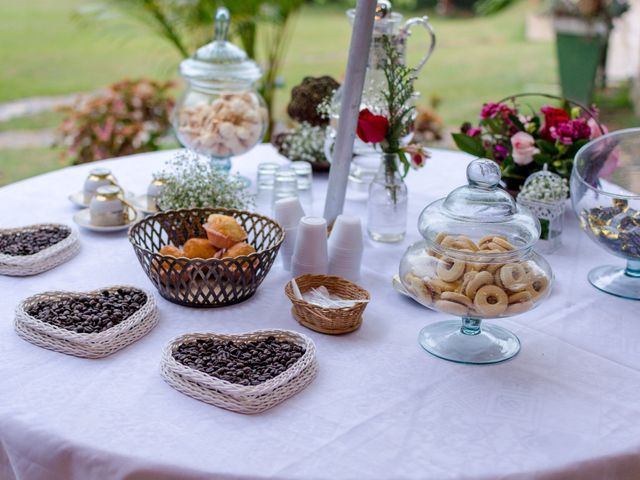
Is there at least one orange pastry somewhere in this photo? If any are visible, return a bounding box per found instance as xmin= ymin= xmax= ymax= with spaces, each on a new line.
xmin=222 ymin=242 xmax=256 ymax=258
xmin=154 ymin=245 xmax=190 ymax=285
xmin=183 ymin=238 xmax=220 ymax=259
xmin=203 ymin=214 xmax=248 ymax=249
xmin=159 ymin=245 xmax=186 ymax=258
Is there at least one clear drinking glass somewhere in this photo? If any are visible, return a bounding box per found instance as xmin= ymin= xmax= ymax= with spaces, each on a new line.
xmin=292 ymin=161 xmax=313 ymax=211
xmin=255 ymin=162 xmax=280 ymax=215
xmin=272 ymin=169 xmax=299 ymax=211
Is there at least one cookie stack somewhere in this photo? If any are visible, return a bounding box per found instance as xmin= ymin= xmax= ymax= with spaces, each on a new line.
xmin=403 ymin=233 xmax=550 ymax=318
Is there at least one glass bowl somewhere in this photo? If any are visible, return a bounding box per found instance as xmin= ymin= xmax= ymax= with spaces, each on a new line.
xmin=400 ymin=159 xmax=553 ymax=364
xmin=570 ymin=127 xmax=640 ymax=300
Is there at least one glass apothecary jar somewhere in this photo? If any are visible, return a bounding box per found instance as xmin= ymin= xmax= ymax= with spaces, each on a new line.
xmin=399 ymin=159 xmax=553 ymax=364
xmin=173 ymin=7 xmax=268 ymax=173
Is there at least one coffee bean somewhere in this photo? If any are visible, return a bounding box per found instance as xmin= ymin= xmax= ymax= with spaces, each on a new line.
xmin=25 ymin=288 xmax=147 ymax=334
xmin=0 ymin=226 xmax=71 ymax=256
xmin=173 ymin=337 xmax=305 ymax=386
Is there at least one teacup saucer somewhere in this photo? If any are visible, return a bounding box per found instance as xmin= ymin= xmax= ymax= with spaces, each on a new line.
xmin=68 ymin=190 xmax=136 ymax=209
xmin=72 ymin=208 xmax=144 ymax=233
xmin=132 ymin=195 xmax=159 ymax=215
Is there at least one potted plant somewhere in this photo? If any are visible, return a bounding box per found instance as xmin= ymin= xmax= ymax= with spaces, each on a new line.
xmin=552 ymin=0 xmax=629 ymax=104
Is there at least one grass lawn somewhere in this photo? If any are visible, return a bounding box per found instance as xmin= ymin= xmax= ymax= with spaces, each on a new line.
xmin=0 ymin=0 xmax=636 ymax=186
xmin=1 ymin=0 xmax=555 ymax=127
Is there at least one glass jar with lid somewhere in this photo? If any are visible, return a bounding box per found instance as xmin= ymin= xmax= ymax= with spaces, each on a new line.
xmin=399 ymin=159 xmax=553 ymax=364
xmin=173 ymin=7 xmax=268 ymax=174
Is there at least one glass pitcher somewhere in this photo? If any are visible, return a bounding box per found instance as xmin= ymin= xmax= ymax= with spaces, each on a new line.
xmin=325 ymin=0 xmax=436 ymax=184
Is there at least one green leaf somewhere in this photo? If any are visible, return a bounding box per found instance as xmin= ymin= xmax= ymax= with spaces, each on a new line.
xmin=398 ymin=151 xmax=410 ymax=178
xmin=535 ymin=139 xmax=557 ymax=155
xmin=452 ymin=133 xmax=487 ymax=158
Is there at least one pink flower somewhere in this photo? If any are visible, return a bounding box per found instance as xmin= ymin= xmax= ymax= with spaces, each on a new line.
xmin=550 ymin=119 xmax=591 ymax=145
xmin=588 ymin=118 xmax=608 ymax=139
xmin=480 ymin=102 xmax=514 ymax=120
xmin=467 ymin=127 xmax=481 ymax=137
xmin=404 ymin=144 xmax=430 ymax=169
xmin=510 ymin=131 xmax=539 ymax=166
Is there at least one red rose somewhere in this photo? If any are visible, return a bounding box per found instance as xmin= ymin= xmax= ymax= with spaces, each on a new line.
xmin=356 ymin=108 xmax=389 ymax=144
xmin=540 ymin=106 xmax=570 ymax=141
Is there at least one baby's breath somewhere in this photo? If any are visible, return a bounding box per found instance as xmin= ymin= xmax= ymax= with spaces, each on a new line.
xmin=519 ymin=171 xmax=569 ymax=203
xmin=280 ymin=122 xmax=327 ymax=163
xmin=156 ymin=150 xmax=254 ymax=210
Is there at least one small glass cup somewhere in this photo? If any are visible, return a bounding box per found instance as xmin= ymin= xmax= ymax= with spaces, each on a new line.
xmin=272 ymin=169 xmax=299 ymax=211
xmin=292 ymin=161 xmax=313 ymax=211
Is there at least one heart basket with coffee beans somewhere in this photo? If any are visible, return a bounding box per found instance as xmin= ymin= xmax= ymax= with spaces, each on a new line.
xmin=14 ymin=286 xmax=159 ymax=358
xmin=0 ymin=223 xmax=80 ymax=276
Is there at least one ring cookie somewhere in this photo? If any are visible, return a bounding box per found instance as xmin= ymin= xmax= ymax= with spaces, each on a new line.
xmin=499 ymin=263 xmax=528 ymax=292
xmin=465 ymin=271 xmax=494 ymax=298
xmin=436 ymin=258 xmax=465 ymax=282
xmin=473 ymin=284 xmax=508 ymax=316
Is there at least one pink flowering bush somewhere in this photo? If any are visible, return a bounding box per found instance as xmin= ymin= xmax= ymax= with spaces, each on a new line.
xmin=453 ymin=98 xmax=606 ymax=191
xmin=57 ymin=79 xmax=175 ymax=165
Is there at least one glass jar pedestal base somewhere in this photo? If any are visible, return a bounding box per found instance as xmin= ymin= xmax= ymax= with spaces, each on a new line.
xmin=208 ymin=156 xmax=250 ymax=187
xmin=588 ymin=260 xmax=640 ymax=300
xmin=418 ymin=317 xmax=520 ymax=364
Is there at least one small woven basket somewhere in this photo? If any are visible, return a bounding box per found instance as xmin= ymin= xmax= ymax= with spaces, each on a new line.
xmin=160 ymin=329 xmax=318 ymax=414
xmin=0 ymin=223 xmax=80 ymax=276
xmin=14 ymin=286 xmax=158 ymax=358
xmin=129 ymin=208 xmax=284 ymax=308
xmin=285 ymin=275 xmax=370 ymax=335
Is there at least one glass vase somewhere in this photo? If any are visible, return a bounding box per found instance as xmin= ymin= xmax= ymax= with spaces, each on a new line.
xmin=367 ymin=153 xmax=408 ymax=243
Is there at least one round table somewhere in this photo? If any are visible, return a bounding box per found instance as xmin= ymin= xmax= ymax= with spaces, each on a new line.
xmin=1 ymin=145 xmax=639 ymax=480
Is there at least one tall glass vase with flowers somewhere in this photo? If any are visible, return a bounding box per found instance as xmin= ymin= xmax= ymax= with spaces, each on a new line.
xmin=357 ymin=36 xmax=429 ymax=243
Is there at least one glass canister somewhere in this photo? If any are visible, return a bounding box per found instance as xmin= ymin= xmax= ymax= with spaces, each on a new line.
xmin=173 ymin=7 xmax=268 ymax=173
xmin=399 ymin=159 xmax=553 ymax=364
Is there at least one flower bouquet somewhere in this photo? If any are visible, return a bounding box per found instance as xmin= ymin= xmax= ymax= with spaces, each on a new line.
xmin=355 ymin=35 xmax=429 ymax=242
xmin=452 ymin=94 xmax=610 ymax=193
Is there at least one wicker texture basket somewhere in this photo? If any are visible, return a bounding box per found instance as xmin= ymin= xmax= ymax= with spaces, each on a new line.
xmin=160 ymin=330 xmax=318 ymax=414
xmin=285 ymin=275 xmax=370 ymax=335
xmin=0 ymin=224 xmax=80 ymax=276
xmin=14 ymin=286 xmax=158 ymax=358
xmin=129 ymin=208 xmax=284 ymax=308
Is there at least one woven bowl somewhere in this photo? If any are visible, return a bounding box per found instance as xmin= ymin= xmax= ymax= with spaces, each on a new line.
xmin=285 ymin=274 xmax=370 ymax=334
xmin=161 ymin=329 xmax=318 ymax=414
xmin=129 ymin=208 xmax=284 ymax=307
xmin=14 ymin=285 xmax=158 ymax=358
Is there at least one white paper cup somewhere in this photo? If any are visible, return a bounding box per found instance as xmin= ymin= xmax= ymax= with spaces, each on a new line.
xmin=280 ymin=227 xmax=297 ymax=271
xmin=291 ymin=216 xmax=328 ymax=276
xmin=328 ymin=215 xmax=363 ymax=281
xmin=274 ymin=197 xmax=305 ymax=229
xmin=329 ymin=215 xmax=363 ymax=251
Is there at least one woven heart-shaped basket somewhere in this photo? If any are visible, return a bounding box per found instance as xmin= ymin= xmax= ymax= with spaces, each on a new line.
xmin=0 ymin=223 xmax=80 ymax=276
xmin=161 ymin=329 xmax=318 ymax=414
xmin=129 ymin=208 xmax=284 ymax=308
xmin=15 ymin=286 xmax=158 ymax=358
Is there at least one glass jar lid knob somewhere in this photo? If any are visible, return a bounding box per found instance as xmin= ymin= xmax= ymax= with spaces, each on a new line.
xmin=214 ymin=7 xmax=230 ymax=43
xmin=466 ymin=159 xmax=501 ymax=189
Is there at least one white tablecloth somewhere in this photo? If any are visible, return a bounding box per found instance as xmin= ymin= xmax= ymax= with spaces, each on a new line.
xmin=1 ymin=145 xmax=639 ymax=480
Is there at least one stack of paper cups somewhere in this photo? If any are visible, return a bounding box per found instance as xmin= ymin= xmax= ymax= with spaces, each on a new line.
xmin=291 ymin=216 xmax=329 ymax=277
xmin=328 ymin=215 xmax=363 ymax=281
xmin=274 ymin=198 xmax=305 ymax=271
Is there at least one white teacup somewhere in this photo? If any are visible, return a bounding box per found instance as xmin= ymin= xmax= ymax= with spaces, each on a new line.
xmin=90 ymin=185 xmax=136 ymax=227
xmin=83 ymin=168 xmax=119 ymax=204
xmin=146 ymin=177 xmax=166 ymax=211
